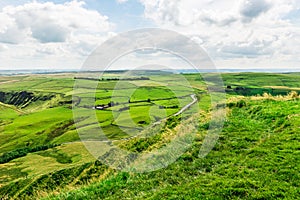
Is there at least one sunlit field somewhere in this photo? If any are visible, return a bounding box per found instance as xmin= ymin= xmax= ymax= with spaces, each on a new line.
xmin=0 ymin=71 xmax=299 ymax=199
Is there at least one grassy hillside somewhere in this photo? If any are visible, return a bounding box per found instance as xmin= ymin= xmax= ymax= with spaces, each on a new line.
xmin=0 ymin=72 xmax=299 ymax=199
xmin=42 ymin=96 xmax=300 ymax=200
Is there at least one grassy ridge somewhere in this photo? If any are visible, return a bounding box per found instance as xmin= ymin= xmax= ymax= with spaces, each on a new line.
xmin=0 ymin=72 xmax=299 ymax=199
xmin=47 ymin=97 xmax=300 ymax=199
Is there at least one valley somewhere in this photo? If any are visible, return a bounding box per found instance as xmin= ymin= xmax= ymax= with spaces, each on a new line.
xmin=0 ymin=71 xmax=299 ymax=199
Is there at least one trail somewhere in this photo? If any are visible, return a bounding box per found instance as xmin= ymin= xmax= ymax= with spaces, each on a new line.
xmin=152 ymin=94 xmax=197 ymax=125
xmin=174 ymin=94 xmax=197 ymax=116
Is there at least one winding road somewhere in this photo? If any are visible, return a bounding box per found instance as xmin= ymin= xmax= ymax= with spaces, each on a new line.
xmin=174 ymin=94 xmax=197 ymax=116
xmin=152 ymin=94 xmax=197 ymax=125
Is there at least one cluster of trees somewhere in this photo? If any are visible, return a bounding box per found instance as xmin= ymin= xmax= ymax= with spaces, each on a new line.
xmin=0 ymin=144 xmax=60 ymax=164
xmin=100 ymin=77 xmax=150 ymax=81
xmin=128 ymin=98 xmax=151 ymax=104
xmin=159 ymin=105 xmax=179 ymax=109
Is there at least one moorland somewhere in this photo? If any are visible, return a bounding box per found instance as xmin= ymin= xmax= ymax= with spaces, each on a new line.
xmin=0 ymin=71 xmax=299 ymax=199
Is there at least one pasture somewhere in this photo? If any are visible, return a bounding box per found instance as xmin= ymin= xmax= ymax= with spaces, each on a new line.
xmin=0 ymin=71 xmax=299 ymax=199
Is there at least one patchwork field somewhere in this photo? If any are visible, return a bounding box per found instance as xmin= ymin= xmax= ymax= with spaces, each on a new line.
xmin=0 ymin=71 xmax=299 ymax=199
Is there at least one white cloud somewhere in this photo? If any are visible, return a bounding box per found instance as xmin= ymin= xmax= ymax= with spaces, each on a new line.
xmin=240 ymin=0 xmax=272 ymax=22
xmin=1 ymin=0 xmax=299 ymax=70
xmin=142 ymin=0 xmax=181 ymax=25
xmin=116 ymin=0 xmax=128 ymax=4
xmin=139 ymin=0 xmax=300 ymax=69
xmin=0 ymin=44 xmax=8 ymax=51
xmin=0 ymin=1 xmax=114 ymax=69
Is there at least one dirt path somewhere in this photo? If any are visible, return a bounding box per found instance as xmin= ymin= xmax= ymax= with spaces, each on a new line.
xmin=152 ymin=94 xmax=197 ymax=125
xmin=174 ymin=94 xmax=197 ymax=116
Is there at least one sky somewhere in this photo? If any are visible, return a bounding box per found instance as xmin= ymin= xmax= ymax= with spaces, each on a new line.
xmin=0 ymin=0 xmax=299 ymax=70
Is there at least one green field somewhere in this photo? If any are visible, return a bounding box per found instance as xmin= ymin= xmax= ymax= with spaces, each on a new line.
xmin=0 ymin=71 xmax=299 ymax=199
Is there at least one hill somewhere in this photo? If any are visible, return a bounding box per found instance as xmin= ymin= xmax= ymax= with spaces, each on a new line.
xmin=0 ymin=72 xmax=299 ymax=199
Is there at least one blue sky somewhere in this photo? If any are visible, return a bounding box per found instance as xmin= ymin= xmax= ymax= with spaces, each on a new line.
xmin=0 ymin=0 xmax=154 ymax=31
xmin=76 ymin=0 xmax=155 ymax=31
xmin=0 ymin=0 xmax=299 ymax=70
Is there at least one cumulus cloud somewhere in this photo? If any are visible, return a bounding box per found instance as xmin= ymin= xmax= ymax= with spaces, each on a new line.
xmin=197 ymin=12 xmax=238 ymax=27
xmin=0 ymin=44 xmax=8 ymax=51
xmin=0 ymin=1 xmax=114 ymax=69
xmin=220 ymin=39 xmax=273 ymax=58
xmin=31 ymin=22 xmax=69 ymax=43
xmin=140 ymin=0 xmax=239 ymax=27
xmin=139 ymin=0 xmax=300 ymax=69
xmin=0 ymin=26 xmax=28 ymax=44
xmin=1 ymin=0 xmax=299 ymax=70
xmin=240 ymin=0 xmax=272 ymax=22
xmin=141 ymin=0 xmax=181 ymax=25
xmin=0 ymin=1 xmax=112 ymax=44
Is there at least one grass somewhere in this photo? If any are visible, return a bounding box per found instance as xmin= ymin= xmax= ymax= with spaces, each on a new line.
xmin=0 ymin=72 xmax=299 ymax=199
xmin=0 ymin=103 xmax=20 ymax=119
xmin=0 ymin=107 xmax=73 ymax=152
xmin=220 ymin=73 xmax=300 ymax=91
xmin=0 ymin=142 xmax=95 ymax=187
xmin=46 ymin=97 xmax=300 ymax=200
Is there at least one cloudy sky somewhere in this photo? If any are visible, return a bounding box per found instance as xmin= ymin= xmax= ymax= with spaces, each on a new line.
xmin=0 ymin=0 xmax=299 ymax=70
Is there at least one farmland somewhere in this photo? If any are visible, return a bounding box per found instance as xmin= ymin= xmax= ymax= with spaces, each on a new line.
xmin=0 ymin=71 xmax=299 ymax=199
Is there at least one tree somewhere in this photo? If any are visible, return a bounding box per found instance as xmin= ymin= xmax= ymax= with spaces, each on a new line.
xmin=108 ymin=101 xmax=114 ymax=107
